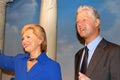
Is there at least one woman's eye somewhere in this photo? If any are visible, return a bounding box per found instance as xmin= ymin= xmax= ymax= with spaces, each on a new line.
xmin=22 ymin=36 xmax=30 ymax=41
xmin=22 ymin=38 xmax=24 ymax=41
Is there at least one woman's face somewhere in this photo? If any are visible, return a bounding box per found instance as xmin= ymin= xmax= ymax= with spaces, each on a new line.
xmin=22 ymin=29 xmax=42 ymax=53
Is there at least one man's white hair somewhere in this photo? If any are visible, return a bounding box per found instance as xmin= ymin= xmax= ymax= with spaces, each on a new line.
xmin=76 ymin=5 xmax=100 ymax=20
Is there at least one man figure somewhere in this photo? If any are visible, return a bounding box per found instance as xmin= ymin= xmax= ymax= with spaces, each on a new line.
xmin=75 ymin=5 xmax=120 ymax=80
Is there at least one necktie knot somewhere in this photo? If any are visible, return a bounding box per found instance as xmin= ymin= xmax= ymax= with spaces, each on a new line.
xmin=85 ymin=46 xmax=89 ymax=52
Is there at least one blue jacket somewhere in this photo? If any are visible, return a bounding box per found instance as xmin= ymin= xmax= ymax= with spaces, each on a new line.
xmin=0 ymin=52 xmax=62 ymax=80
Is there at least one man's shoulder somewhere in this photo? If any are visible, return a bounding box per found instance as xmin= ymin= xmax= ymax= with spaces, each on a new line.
xmin=98 ymin=38 xmax=119 ymax=48
xmin=102 ymin=38 xmax=120 ymax=47
xmin=75 ymin=47 xmax=84 ymax=57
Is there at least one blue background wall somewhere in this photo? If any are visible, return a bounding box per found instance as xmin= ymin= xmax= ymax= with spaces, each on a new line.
xmin=4 ymin=0 xmax=120 ymax=80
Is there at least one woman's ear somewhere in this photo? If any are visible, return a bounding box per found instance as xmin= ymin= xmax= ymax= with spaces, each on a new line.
xmin=38 ymin=38 xmax=43 ymax=45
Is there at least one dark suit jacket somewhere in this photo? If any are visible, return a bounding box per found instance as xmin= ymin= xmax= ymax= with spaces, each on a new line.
xmin=75 ymin=38 xmax=120 ymax=80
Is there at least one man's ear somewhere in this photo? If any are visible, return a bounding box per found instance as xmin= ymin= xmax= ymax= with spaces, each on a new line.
xmin=95 ymin=19 xmax=100 ymax=27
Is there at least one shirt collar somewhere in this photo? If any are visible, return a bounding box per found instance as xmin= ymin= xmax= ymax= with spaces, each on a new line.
xmin=86 ymin=35 xmax=102 ymax=52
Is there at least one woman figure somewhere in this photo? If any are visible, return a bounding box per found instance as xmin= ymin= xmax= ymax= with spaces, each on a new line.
xmin=0 ymin=24 xmax=62 ymax=80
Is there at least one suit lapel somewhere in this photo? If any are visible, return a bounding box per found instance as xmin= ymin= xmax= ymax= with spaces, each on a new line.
xmin=75 ymin=48 xmax=84 ymax=80
xmin=86 ymin=39 xmax=107 ymax=76
xmin=76 ymin=49 xmax=83 ymax=71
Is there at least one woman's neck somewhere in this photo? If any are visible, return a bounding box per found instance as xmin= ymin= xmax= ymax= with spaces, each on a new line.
xmin=29 ymin=51 xmax=41 ymax=58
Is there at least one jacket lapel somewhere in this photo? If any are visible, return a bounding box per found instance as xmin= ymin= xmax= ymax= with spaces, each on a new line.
xmin=86 ymin=39 xmax=107 ymax=76
xmin=75 ymin=48 xmax=84 ymax=80
xmin=76 ymin=49 xmax=84 ymax=71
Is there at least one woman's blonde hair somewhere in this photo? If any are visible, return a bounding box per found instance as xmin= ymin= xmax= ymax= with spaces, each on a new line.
xmin=21 ymin=24 xmax=47 ymax=52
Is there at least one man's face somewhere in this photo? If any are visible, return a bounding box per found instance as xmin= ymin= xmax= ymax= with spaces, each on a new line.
xmin=76 ymin=10 xmax=99 ymax=41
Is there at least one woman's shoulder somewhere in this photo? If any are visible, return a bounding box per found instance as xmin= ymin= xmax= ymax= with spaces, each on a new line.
xmin=38 ymin=52 xmax=60 ymax=66
xmin=45 ymin=56 xmax=60 ymax=67
xmin=47 ymin=57 xmax=59 ymax=64
xmin=15 ymin=53 xmax=29 ymax=59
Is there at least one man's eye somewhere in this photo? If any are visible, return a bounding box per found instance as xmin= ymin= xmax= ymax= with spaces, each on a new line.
xmin=27 ymin=36 xmax=30 ymax=38
xmin=82 ymin=19 xmax=86 ymax=22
